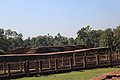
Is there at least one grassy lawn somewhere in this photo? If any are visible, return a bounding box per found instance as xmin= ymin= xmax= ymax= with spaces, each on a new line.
xmin=11 ymin=68 xmax=120 ymax=80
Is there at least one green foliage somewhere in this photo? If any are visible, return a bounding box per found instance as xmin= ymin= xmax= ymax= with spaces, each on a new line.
xmin=23 ymin=33 xmax=68 ymax=47
xmin=89 ymin=30 xmax=103 ymax=47
xmin=76 ymin=25 xmax=120 ymax=51
xmin=113 ymin=26 xmax=120 ymax=51
xmin=68 ymin=38 xmax=75 ymax=45
xmin=0 ymin=25 xmax=120 ymax=52
xmin=0 ymin=29 xmax=23 ymax=52
xmin=76 ymin=25 xmax=91 ymax=45
xmin=23 ymin=37 xmax=31 ymax=47
xmin=53 ymin=33 xmax=68 ymax=46
xmin=99 ymin=28 xmax=114 ymax=51
xmin=76 ymin=25 xmax=102 ymax=48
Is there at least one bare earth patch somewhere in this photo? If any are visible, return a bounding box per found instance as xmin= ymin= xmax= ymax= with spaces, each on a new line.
xmin=91 ymin=70 xmax=120 ymax=80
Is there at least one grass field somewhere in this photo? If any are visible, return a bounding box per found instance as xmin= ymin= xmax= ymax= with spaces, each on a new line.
xmin=11 ymin=68 xmax=120 ymax=80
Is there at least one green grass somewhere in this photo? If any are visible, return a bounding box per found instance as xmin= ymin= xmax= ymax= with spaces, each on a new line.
xmin=12 ymin=68 xmax=120 ymax=80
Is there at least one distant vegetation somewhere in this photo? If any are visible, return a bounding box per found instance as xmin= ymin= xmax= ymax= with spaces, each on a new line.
xmin=0 ymin=25 xmax=120 ymax=53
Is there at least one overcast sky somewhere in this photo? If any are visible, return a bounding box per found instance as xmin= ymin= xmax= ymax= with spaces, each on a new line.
xmin=0 ymin=0 xmax=120 ymax=38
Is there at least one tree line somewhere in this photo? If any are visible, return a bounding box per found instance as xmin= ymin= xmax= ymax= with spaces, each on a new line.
xmin=0 ymin=25 xmax=120 ymax=53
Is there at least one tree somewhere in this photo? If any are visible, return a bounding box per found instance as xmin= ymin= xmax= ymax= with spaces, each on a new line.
xmin=53 ymin=33 xmax=68 ymax=46
xmin=76 ymin=25 xmax=92 ymax=47
xmin=30 ymin=37 xmax=37 ymax=47
xmin=0 ymin=29 xmax=9 ymax=51
xmin=45 ymin=34 xmax=54 ymax=46
xmin=89 ymin=30 xmax=103 ymax=47
xmin=29 ymin=34 xmax=54 ymax=47
xmin=0 ymin=25 xmax=119 ymax=53
xmin=15 ymin=33 xmax=24 ymax=48
xmin=68 ymin=38 xmax=75 ymax=45
xmin=5 ymin=29 xmax=13 ymax=38
xmin=99 ymin=28 xmax=114 ymax=51
xmin=113 ymin=26 xmax=120 ymax=52
xmin=5 ymin=29 xmax=24 ymax=49
xmin=23 ymin=37 xmax=31 ymax=47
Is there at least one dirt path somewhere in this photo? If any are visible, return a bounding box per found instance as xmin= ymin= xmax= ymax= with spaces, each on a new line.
xmin=91 ymin=70 xmax=120 ymax=80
